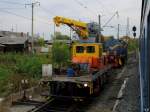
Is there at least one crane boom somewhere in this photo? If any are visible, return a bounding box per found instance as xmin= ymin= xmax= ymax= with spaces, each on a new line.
xmin=53 ymin=16 xmax=89 ymax=38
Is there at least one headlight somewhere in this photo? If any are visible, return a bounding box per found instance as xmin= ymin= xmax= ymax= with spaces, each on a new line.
xmin=84 ymin=83 xmax=88 ymax=87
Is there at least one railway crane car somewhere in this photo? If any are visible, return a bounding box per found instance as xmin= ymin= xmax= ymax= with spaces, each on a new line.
xmin=42 ymin=16 xmax=127 ymax=99
xmin=140 ymin=0 xmax=150 ymax=111
xmin=48 ymin=43 xmax=111 ymax=98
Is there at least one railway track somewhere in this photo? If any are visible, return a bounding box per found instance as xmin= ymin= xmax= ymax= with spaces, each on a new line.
xmin=27 ymin=98 xmax=78 ymax=112
xmin=10 ymin=67 xmax=125 ymax=112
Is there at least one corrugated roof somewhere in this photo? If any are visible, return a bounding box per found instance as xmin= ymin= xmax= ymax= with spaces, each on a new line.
xmin=0 ymin=35 xmax=28 ymax=45
xmin=0 ymin=44 xmax=5 ymax=47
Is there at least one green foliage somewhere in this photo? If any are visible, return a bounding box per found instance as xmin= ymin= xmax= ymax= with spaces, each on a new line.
xmin=37 ymin=37 xmax=45 ymax=46
xmin=52 ymin=40 xmax=70 ymax=68
xmin=0 ymin=53 xmax=50 ymax=97
xmin=0 ymin=66 xmax=12 ymax=80
xmin=16 ymin=57 xmax=41 ymax=78
xmin=128 ymin=38 xmax=139 ymax=52
xmin=52 ymin=32 xmax=70 ymax=40
xmin=0 ymin=66 xmax=13 ymax=96
xmin=0 ymin=53 xmax=50 ymax=77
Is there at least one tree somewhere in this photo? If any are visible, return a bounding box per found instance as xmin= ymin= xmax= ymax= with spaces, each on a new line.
xmin=52 ymin=40 xmax=70 ymax=70
xmin=52 ymin=32 xmax=70 ymax=40
xmin=38 ymin=38 xmax=45 ymax=47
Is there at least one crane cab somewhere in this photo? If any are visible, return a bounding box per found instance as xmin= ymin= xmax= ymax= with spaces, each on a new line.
xmin=72 ymin=43 xmax=104 ymax=70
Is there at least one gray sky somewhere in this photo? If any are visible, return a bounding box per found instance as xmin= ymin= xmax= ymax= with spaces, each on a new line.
xmin=0 ymin=0 xmax=142 ymax=40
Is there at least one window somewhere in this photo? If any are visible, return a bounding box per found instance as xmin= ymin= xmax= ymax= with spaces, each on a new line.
xmin=76 ymin=46 xmax=84 ymax=53
xmin=86 ymin=46 xmax=95 ymax=53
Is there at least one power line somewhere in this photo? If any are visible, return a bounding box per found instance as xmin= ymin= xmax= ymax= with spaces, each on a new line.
xmin=39 ymin=6 xmax=55 ymax=16
xmin=0 ymin=0 xmax=25 ymax=5
xmin=0 ymin=2 xmax=50 ymax=24
xmin=35 ymin=16 xmax=51 ymax=24
xmin=73 ymin=0 xmax=97 ymax=16
xmin=41 ymin=1 xmax=94 ymax=22
xmin=0 ymin=9 xmax=31 ymax=20
xmin=94 ymin=0 xmax=105 ymax=14
xmin=103 ymin=11 xmax=119 ymax=27
xmin=95 ymin=0 xmax=112 ymax=14
xmin=0 ymin=8 xmax=26 ymax=9
xmin=0 ymin=9 xmax=50 ymax=24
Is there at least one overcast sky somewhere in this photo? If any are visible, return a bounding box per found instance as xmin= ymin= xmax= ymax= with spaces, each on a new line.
xmin=0 ymin=0 xmax=142 ymax=40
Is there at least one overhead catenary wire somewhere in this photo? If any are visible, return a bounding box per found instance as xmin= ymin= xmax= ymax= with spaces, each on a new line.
xmin=0 ymin=9 xmax=50 ymax=24
xmin=39 ymin=6 xmax=55 ymax=16
xmin=94 ymin=0 xmax=105 ymax=14
xmin=39 ymin=2 xmax=92 ymax=22
xmin=0 ymin=0 xmax=25 ymax=5
xmin=0 ymin=0 xmax=55 ymax=20
xmin=41 ymin=3 xmax=94 ymax=23
xmin=35 ymin=16 xmax=52 ymax=24
xmin=0 ymin=9 xmax=52 ymax=39
xmin=0 ymin=5 xmax=51 ymax=25
xmin=0 ymin=9 xmax=31 ymax=20
xmin=103 ymin=11 xmax=119 ymax=28
xmin=0 ymin=0 xmax=55 ymax=39
xmin=0 ymin=0 xmax=122 ymax=37
xmin=0 ymin=8 xmax=26 ymax=9
xmin=0 ymin=0 xmax=95 ymax=23
xmin=72 ymin=0 xmax=97 ymax=17
xmin=95 ymin=0 xmax=113 ymax=15
xmin=0 ymin=1 xmax=52 ymax=25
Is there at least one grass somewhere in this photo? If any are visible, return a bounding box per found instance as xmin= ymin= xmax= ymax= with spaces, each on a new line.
xmin=0 ymin=53 xmax=51 ymax=97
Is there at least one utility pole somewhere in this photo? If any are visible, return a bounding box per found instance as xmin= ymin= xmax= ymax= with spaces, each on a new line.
xmin=54 ymin=23 xmax=56 ymax=40
xmin=11 ymin=25 xmax=14 ymax=32
xmin=25 ymin=2 xmax=40 ymax=53
xmin=97 ymin=14 xmax=101 ymax=43
xmin=31 ymin=3 xmax=34 ymax=49
xmin=16 ymin=24 xmax=18 ymax=32
xmin=117 ymin=24 xmax=120 ymax=40
xmin=43 ymin=32 xmax=44 ymax=38
xmin=70 ymin=28 xmax=72 ymax=44
xmin=126 ymin=17 xmax=130 ymax=37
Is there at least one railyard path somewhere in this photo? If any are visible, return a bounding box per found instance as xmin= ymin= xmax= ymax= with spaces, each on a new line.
xmin=81 ymin=53 xmax=140 ymax=112
xmin=115 ymin=54 xmax=140 ymax=112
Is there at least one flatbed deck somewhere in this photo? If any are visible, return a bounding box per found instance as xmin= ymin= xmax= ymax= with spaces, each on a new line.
xmin=41 ymin=65 xmax=112 ymax=97
xmin=42 ymin=65 xmax=112 ymax=83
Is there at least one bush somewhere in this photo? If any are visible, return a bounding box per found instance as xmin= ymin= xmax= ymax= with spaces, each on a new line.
xmin=16 ymin=56 xmax=42 ymax=78
xmin=0 ymin=66 xmax=13 ymax=96
xmin=52 ymin=40 xmax=70 ymax=69
xmin=0 ymin=66 xmax=12 ymax=80
xmin=0 ymin=53 xmax=51 ymax=96
xmin=0 ymin=53 xmax=51 ymax=77
xmin=128 ymin=39 xmax=139 ymax=52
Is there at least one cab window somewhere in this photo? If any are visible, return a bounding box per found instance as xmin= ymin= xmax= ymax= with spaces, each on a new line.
xmin=86 ymin=46 xmax=95 ymax=53
xmin=76 ymin=46 xmax=84 ymax=53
